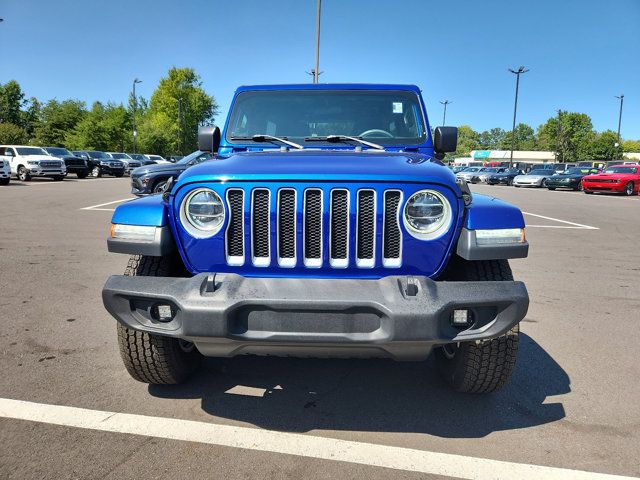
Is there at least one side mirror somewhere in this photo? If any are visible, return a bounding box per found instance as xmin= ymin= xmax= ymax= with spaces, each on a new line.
xmin=198 ymin=125 xmax=221 ymax=153
xmin=433 ymin=126 xmax=458 ymax=158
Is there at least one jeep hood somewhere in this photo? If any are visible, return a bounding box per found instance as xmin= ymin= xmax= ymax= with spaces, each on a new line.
xmin=179 ymin=150 xmax=455 ymax=185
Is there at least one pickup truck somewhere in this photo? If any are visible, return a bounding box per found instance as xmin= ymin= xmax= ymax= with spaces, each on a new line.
xmin=102 ymin=84 xmax=529 ymax=393
xmin=0 ymin=145 xmax=66 ymax=181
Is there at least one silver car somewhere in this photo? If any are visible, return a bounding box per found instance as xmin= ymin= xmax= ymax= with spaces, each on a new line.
xmin=456 ymin=166 xmax=486 ymax=184
xmin=512 ymin=168 xmax=556 ymax=187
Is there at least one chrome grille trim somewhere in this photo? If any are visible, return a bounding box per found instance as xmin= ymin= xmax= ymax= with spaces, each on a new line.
xmin=382 ymin=190 xmax=403 ymax=268
xmin=303 ymin=189 xmax=323 ymax=267
xmin=329 ymin=189 xmax=349 ymax=268
xmin=356 ymin=189 xmax=376 ymax=268
xmin=277 ymin=188 xmax=297 ymax=268
xmin=251 ymin=188 xmax=271 ymax=267
xmin=225 ymin=189 xmax=245 ymax=266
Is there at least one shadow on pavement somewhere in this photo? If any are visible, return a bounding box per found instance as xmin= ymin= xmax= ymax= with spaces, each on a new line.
xmin=149 ymin=333 xmax=568 ymax=438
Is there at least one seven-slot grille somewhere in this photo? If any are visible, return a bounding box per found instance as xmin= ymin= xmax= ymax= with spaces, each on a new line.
xmin=224 ymin=187 xmax=403 ymax=268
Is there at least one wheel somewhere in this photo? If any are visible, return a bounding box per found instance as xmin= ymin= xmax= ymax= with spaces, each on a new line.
xmin=0 ymin=178 xmax=9 ymax=185
xmin=624 ymin=181 xmax=634 ymax=196
xmin=77 ymin=170 xmax=88 ymax=179
xmin=507 ymin=178 xmax=514 ymax=186
xmin=436 ymin=258 xmax=519 ymax=393
xmin=114 ymin=172 xmax=124 ymax=178
xmin=18 ymin=166 xmax=31 ymax=181
xmin=90 ymin=165 xmax=102 ymax=178
xmin=153 ymin=180 xmax=168 ymax=194
xmin=548 ymin=187 xmax=556 ymax=191
xmin=541 ymin=179 xmax=548 ymax=188
xmin=53 ymin=175 xmax=65 ymax=181
xmin=576 ymin=183 xmax=583 ymax=191
xmin=514 ymin=184 xmax=520 ymax=188
xmin=584 ymin=190 xmax=593 ymax=194
xmin=116 ymin=255 xmax=201 ymax=384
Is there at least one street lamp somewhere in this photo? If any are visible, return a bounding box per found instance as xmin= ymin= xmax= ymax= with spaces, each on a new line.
xmin=439 ymin=100 xmax=451 ymax=126
xmin=132 ymin=78 xmax=142 ymax=154
xmin=615 ymin=94 xmax=624 ymax=146
xmin=508 ymin=66 xmax=529 ymax=168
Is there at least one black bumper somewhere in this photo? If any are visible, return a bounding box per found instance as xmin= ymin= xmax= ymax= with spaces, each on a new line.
xmin=102 ymin=274 xmax=529 ymax=360
xmin=102 ymin=166 xmax=125 ymax=175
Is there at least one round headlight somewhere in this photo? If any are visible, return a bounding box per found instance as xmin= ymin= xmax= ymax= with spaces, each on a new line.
xmin=403 ymin=190 xmax=451 ymax=239
xmin=181 ymin=188 xmax=225 ymax=237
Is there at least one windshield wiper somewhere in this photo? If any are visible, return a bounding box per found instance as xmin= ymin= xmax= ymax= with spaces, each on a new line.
xmin=231 ymin=134 xmax=303 ymax=150
xmin=304 ymin=135 xmax=384 ymax=151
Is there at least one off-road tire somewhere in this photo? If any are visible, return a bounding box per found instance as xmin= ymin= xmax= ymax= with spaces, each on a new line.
xmin=436 ymin=258 xmax=520 ymax=393
xmin=116 ymin=255 xmax=201 ymax=384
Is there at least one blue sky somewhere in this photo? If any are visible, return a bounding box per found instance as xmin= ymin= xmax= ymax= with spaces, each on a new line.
xmin=1 ymin=0 xmax=639 ymax=139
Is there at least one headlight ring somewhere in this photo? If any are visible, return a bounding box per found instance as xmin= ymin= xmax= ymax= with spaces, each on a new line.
xmin=403 ymin=189 xmax=452 ymax=240
xmin=180 ymin=188 xmax=225 ymax=238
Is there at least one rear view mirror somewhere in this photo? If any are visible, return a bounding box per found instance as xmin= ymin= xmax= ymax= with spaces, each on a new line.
xmin=434 ymin=126 xmax=458 ymax=157
xmin=198 ymin=125 xmax=221 ymax=153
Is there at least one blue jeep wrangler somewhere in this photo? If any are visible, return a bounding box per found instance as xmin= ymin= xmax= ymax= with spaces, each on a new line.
xmin=103 ymin=84 xmax=529 ymax=393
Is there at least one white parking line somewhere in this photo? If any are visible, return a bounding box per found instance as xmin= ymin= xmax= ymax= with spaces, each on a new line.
xmin=523 ymin=212 xmax=599 ymax=230
xmin=0 ymin=398 xmax=633 ymax=480
xmin=80 ymin=198 xmax=132 ymax=211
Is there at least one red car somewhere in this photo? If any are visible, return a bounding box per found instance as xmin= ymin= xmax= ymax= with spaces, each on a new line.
xmin=581 ymin=165 xmax=640 ymax=195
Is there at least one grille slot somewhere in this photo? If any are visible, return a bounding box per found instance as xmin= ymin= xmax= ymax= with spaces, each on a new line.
xmin=251 ymin=189 xmax=270 ymax=266
xmin=226 ymin=189 xmax=245 ymax=265
xmin=383 ymin=191 xmax=402 ymax=267
xmin=304 ymin=189 xmax=323 ymax=267
xmin=277 ymin=189 xmax=296 ymax=267
xmin=330 ymin=189 xmax=349 ymax=267
xmin=356 ymin=190 xmax=376 ymax=267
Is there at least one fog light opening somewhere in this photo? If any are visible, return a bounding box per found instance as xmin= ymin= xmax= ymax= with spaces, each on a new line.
xmin=152 ymin=303 xmax=175 ymax=322
xmin=451 ymin=309 xmax=473 ymax=327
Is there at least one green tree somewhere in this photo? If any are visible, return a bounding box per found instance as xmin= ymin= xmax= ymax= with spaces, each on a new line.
xmin=0 ymin=122 xmax=28 ymax=144
xmin=451 ymin=125 xmax=480 ymax=157
xmin=537 ymin=111 xmax=594 ymax=162
xmin=478 ymin=127 xmax=506 ymax=150
xmin=502 ymin=123 xmax=536 ymax=151
xmin=622 ymin=139 xmax=640 ymax=152
xmin=0 ymin=80 xmax=26 ymax=125
xmin=584 ymin=130 xmax=623 ymax=160
xmin=33 ymin=99 xmax=87 ymax=146
xmin=139 ymin=67 xmax=218 ymax=155
xmin=66 ymin=101 xmax=131 ymax=151
xmin=21 ymin=97 xmax=42 ymax=139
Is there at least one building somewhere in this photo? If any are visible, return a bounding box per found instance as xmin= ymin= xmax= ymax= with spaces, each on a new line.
xmin=454 ymin=150 xmax=555 ymax=166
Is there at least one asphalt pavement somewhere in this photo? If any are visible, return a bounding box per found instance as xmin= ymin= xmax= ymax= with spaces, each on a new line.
xmin=0 ymin=177 xmax=639 ymax=479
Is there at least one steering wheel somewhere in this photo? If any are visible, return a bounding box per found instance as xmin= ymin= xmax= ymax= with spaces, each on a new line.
xmin=358 ymin=129 xmax=394 ymax=139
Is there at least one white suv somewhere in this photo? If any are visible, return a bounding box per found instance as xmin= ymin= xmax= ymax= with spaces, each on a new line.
xmin=0 ymin=157 xmax=10 ymax=185
xmin=0 ymin=145 xmax=66 ymax=181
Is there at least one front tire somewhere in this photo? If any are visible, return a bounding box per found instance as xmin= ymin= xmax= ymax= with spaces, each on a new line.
xmin=90 ymin=165 xmax=102 ymax=178
xmin=116 ymin=255 xmax=201 ymax=384
xmin=77 ymin=170 xmax=88 ymax=179
xmin=153 ymin=179 xmax=168 ymax=194
xmin=18 ymin=166 xmax=31 ymax=181
xmin=53 ymin=175 xmax=65 ymax=181
xmin=436 ymin=258 xmax=520 ymax=393
xmin=624 ymin=182 xmax=634 ymax=196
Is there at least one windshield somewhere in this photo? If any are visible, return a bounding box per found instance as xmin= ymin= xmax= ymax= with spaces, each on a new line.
xmin=109 ymin=153 xmax=131 ymax=160
xmin=529 ymin=169 xmax=551 ymax=175
xmin=16 ymin=147 xmax=48 ymax=156
xmin=461 ymin=167 xmax=480 ymax=172
xmin=604 ymin=167 xmax=637 ymax=174
xmin=148 ymin=155 xmax=163 ymax=160
xmin=565 ymin=168 xmax=590 ymax=175
xmin=483 ymin=168 xmax=500 ymax=173
xmin=177 ymin=150 xmax=213 ymax=165
xmin=45 ymin=147 xmax=72 ymax=156
xmin=87 ymin=151 xmax=109 ymax=159
xmin=129 ymin=154 xmax=145 ymax=160
xmin=227 ymin=89 xmax=427 ymax=146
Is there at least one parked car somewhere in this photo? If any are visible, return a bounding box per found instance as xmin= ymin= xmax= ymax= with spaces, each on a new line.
xmin=130 ymin=150 xmax=215 ymax=195
xmin=73 ymin=150 xmax=125 ymax=177
xmin=456 ymin=166 xmax=487 ymax=184
xmin=168 ymin=155 xmax=184 ymax=163
xmin=42 ymin=147 xmax=89 ymax=179
xmin=581 ymin=165 xmax=640 ymax=196
xmin=477 ymin=167 xmax=507 ymax=183
xmin=552 ymin=163 xmax=577 ymax=174
xmin=0 ymin=156 xmax=11 ymax=185
xmin=512 ymin=168 xmax=556 ymax=188
xmin=0 ymin=145 xmax=66 ymax=181
xmin=126 ymin=154 xmax=155 ymax=166
xmin=146 ymin=154 xmax=170 ymax=164
xmin=103 ymin=83 xmax=530 ymax=394
xmin=451 ymin=166 xmax=467 ymax=173
xmin=107 ymin=152 xmax=142 ymax=174
xmin=485 ymin=168 xmax=523 ymax=186
xmin=546 ymin=167 xmax=600 ymax=191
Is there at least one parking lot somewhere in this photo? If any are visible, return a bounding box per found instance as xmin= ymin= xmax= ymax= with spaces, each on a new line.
xmin=1 ymin=177 xmax=639 ymax=479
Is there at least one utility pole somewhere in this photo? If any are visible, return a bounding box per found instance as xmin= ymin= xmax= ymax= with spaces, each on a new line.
xmin=555 ymin=109 xmax=563 ymax=162
xmin=508 ymin=66 xmax=529 ymax=168
xmin=615 ymin=94 xmax=624 ymax=147
xmin=132 ymin=78 xmax=142 ymax=154
xmin=439 ymin=100 xmax=451 ymax=125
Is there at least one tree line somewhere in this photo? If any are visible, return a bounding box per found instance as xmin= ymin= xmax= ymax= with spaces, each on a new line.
xmin=0 ymin=67 xmax=218 ymax=157
xmin=453 ymin=113 xmax=638 ymax=162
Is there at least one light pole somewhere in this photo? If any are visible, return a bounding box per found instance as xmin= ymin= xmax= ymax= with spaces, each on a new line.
xmin=439 ymin=100 xmax=451 ymax=125
xmin=508 ymin=66 xmax=529 ymax=168
xmin=132 ymin=78 xmax=142 ymax=153
xmin=615 ymin=94 xmax=624 ymax=147
xmin=555 ymin=109 xmax=563 ymax=162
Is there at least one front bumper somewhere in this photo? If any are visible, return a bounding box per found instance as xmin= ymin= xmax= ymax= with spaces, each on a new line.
xmin=101 ymin=165 xmax=126 ymax=176
xmin=28 ymin=167 xmax=66 ymax=177
xmin=102 ymin=274 xmax=529 ymax=360
xmin=582 ymin=181 xmax=624 ymax=192
xmin=513 ymin=180 xmax=541 ymax=187
xmin=546 ymin=180 xmax=579 ymax=189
